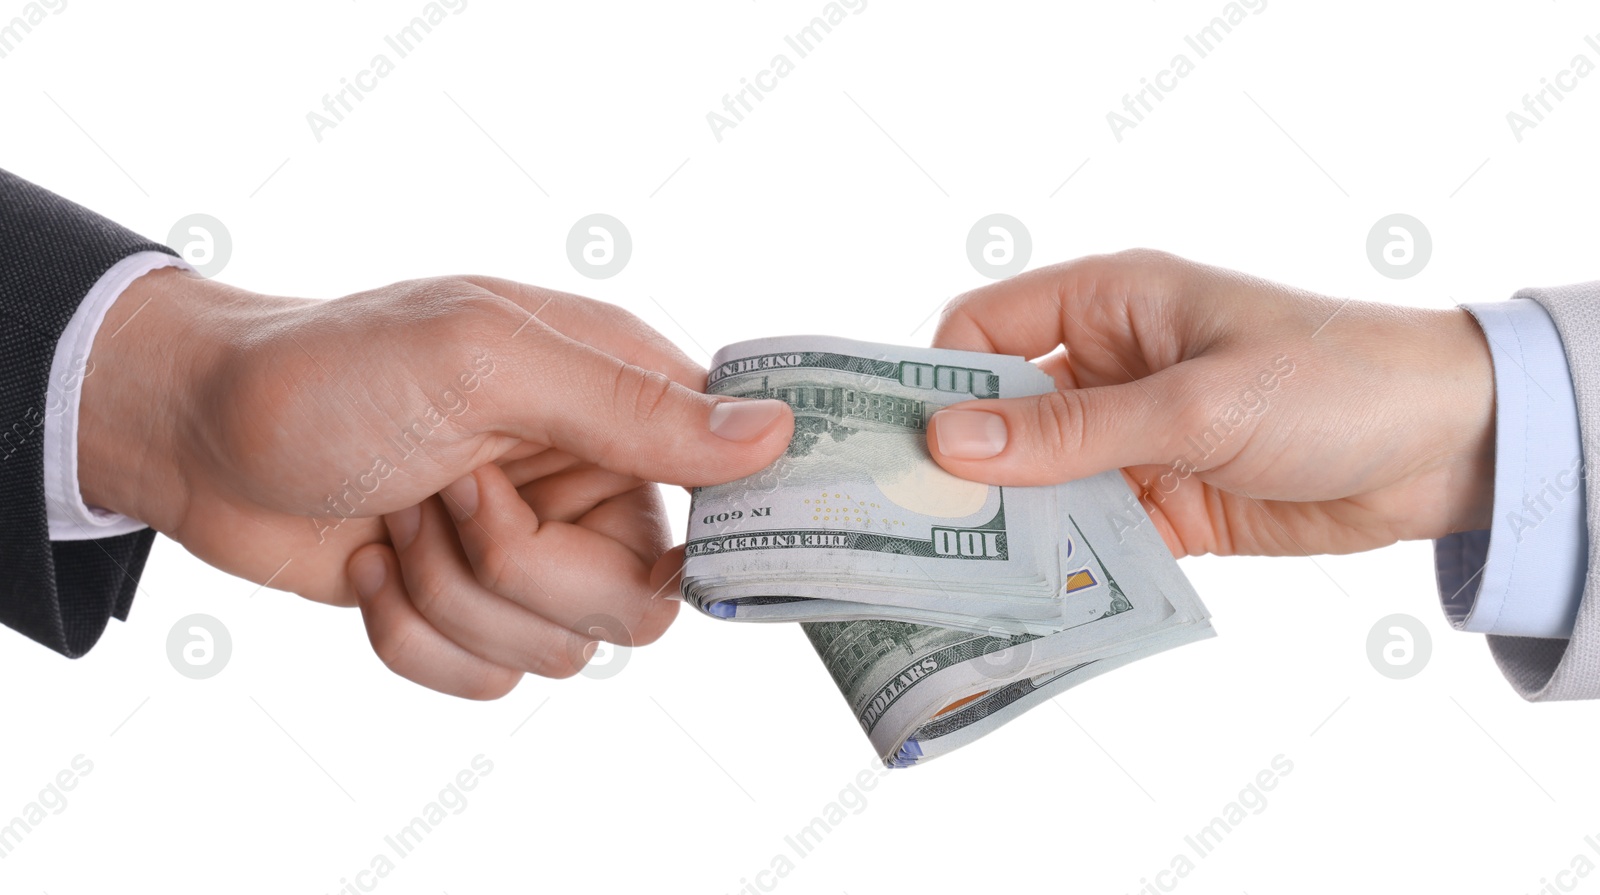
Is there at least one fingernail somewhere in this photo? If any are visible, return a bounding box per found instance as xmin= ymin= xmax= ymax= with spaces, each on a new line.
xmin=709 ymin=399 xmax=787 ymax=442
xmin=932 ymin=410 xmax=1008 ymax=460
xmin=385 ymin=504 xmax=421 ymax=550
xmin=350 ymin=551 xmax=387 ymax=599
xmin=442 ymin=473 xmax=479 ymax=521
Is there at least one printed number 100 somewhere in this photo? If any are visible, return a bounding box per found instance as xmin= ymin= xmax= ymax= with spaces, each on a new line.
xmin=933 ymin=529 xmax=1003 ymax=558
xmin=898 ymin=363 xmax=997 ymax=398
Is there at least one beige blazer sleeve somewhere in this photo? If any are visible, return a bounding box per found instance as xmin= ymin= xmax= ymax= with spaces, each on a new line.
xmin=1488 ymin=283 xmax=1600 ymax=699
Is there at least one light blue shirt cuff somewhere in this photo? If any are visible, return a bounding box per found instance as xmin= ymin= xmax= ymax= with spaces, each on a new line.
xmin=1435 ymin=298 xmax=1586 ymax=639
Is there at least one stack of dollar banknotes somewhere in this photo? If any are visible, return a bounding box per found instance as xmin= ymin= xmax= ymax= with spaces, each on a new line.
xmin=683 ymin=336 xmax=1214 ymax=767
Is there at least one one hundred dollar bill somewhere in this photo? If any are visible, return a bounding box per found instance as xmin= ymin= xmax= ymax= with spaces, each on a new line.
xmin=684 ymin=336 xmax=1091 ymax=635
xmin=682 ymin=337 xmax=1213 ymax=765
xmin=802 ymin=471 xmax=1213 ymax=766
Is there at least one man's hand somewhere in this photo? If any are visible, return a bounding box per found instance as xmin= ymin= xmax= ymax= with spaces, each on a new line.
xmin=78 ymin=268 xmax=793 ymax=697
xmin=925 ymin=250 xmax=1496 ymax=557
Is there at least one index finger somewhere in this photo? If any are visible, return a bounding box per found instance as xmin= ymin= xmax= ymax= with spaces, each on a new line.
xmin=932 ymin=249 xmax=1190 ymax=360
xmin=466 ymin=276 xmax=708 ymax=389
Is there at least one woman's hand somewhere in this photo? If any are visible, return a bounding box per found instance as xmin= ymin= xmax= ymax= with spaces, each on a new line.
xmin=926 ymin=249 xmax=1496 ymax=558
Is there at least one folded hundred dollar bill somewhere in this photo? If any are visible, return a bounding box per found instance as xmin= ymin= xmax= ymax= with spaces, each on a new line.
xmin=683 ymin=336 xmax=1214 ymax=765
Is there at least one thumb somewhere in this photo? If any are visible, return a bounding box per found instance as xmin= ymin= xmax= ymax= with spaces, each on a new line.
xmin=926 ymin=372 xmax=1195 ymax=486
xmin=506 ymin=335 xmax=794 ymax=487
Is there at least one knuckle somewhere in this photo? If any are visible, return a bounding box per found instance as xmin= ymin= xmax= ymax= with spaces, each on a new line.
xmin=1171 ymin=378 xmax=1223 ymax=444
xmin=605 ymin=605 xmax=650 ymax=647
xmin=1034 ymin=390 xmax=1086 ymax=459
xmin=394 ymin=275 xmax=468 ymax=307
xmin=531 ymin=640 xmax=585 ymax=679
xmin=1111 ymin=247 xmax=1179 ymax=269
xmin=603 ymin=303 xmax=652 ymax=336
xmin=1104 ymin=248 xmax=1199 ymax=298
xmin=470 ymin=538 xmax=520 ymax=597
xmin=372 ymin=625 xmax=420 ymax=676
xmin=932 ymin=289 xmax=999 ymax=350
xmin=406 ymin=562 xmax=453 ymax=621
xmin=399 ymin=278 xmax=525 ymax=337
xmin=936 ymin=291 xmax=978 ymax=328
xmin=612 ymin=362 xmax=675 ymax=426
xmin=448 ymin=290 xmax=523 ymax=333
xmin=631 ymin=599 xmax=678 ymax=646
xmin=463 ymin=668 xmax=521 ymax=701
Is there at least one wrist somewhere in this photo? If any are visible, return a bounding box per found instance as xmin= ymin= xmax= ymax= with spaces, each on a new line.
xmin=1431 ymin=307 xmax=1497 ymax=533
xmin=77 ymin=267 xmax=257 ymax=533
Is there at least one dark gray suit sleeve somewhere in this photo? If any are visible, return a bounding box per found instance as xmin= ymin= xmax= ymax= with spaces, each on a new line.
xmin=0 ymin=168 xmax=175 ymax=657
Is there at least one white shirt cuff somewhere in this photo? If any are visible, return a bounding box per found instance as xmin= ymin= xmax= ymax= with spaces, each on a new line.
xmin=1435 ymin=298 xmax=1587 ymax=638
xmin=45 ymin=251 xmax=193 ymax=541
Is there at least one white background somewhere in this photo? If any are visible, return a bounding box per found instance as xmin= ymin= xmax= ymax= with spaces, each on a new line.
xmin=2 ymin=1 xmax=1597 ymax=892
